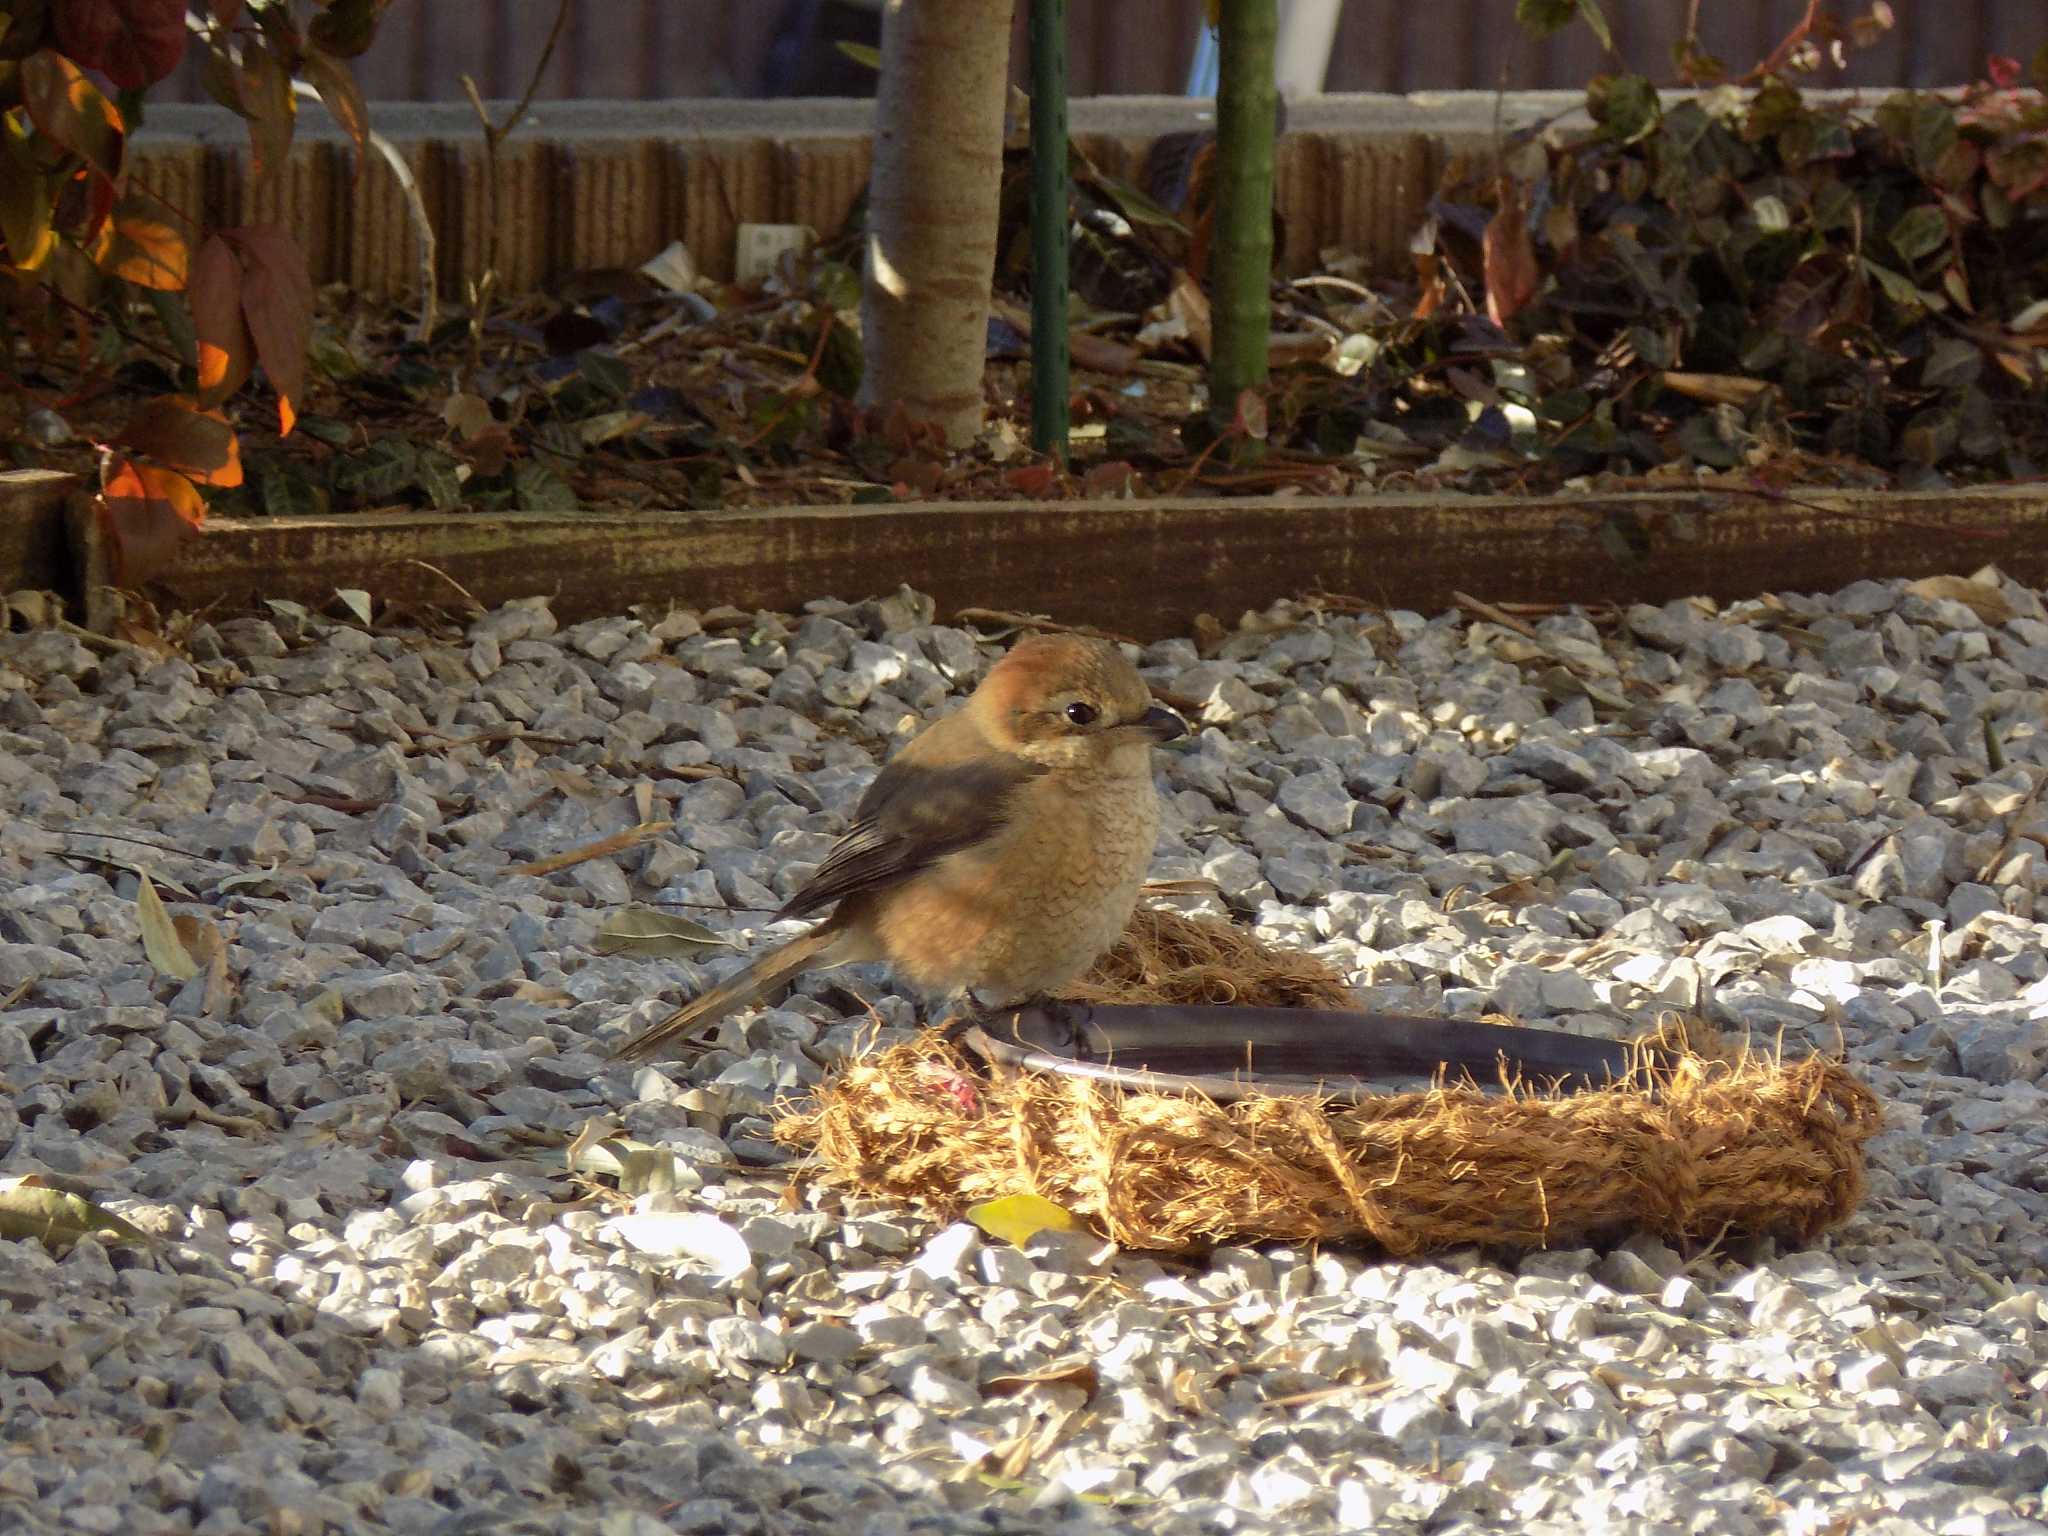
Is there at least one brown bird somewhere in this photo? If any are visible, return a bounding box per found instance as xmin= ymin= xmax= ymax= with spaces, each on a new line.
xmin=613 ymin=634 xmax=1186 ymax=1061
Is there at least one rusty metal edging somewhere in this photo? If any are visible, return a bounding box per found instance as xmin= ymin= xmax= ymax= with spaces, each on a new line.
xmin=10 ymin=474 xmax=2044 ymax=640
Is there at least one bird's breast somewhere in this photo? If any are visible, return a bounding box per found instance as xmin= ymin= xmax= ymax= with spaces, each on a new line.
xmin=867 ymin=766 xmax=1159 ymax=1004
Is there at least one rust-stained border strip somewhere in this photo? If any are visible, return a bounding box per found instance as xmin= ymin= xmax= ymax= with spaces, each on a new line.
xmin=12 ymin=473 xmax=2042 ymax=640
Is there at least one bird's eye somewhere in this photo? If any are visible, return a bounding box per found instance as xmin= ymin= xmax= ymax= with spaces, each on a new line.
xmin=1063 ymin=701 xmax=1099 ymax=727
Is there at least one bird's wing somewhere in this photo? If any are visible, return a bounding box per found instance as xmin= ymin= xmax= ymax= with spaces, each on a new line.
xmin=777 ymin=748 xmax=1043 ymax=920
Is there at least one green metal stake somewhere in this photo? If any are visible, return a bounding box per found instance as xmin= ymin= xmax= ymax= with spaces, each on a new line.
xmin=1029 ymin=0 xmax=1070 ymax=460
xmin=1210 ymin=0 xmax=1278 ymax=409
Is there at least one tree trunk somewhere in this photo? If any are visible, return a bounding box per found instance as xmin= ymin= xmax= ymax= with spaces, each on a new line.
xmin=860 ymin=0 xmax=1017 ymax=447
xmin=1209 ymin=0 xmax=1278 ymax=407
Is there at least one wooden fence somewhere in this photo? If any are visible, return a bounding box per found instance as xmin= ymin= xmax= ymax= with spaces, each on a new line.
xmin=156 ymin=1 xmax=2036 ymax=104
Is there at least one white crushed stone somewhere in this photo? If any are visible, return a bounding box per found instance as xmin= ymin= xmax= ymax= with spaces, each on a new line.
xmin=0 ymin=575 xmax=2045 ymax=1535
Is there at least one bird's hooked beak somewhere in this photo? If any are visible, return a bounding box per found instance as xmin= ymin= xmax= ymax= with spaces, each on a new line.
xmin=1136 ymin=705 xmax=1188 ymax=743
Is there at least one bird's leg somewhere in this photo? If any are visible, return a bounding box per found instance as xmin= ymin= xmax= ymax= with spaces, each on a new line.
xmin=933 ymin=989 xmax=987 ymax=1042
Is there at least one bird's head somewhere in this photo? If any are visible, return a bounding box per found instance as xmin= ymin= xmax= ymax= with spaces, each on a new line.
xmin=969 ymin=634 xmax=1186 ymax=772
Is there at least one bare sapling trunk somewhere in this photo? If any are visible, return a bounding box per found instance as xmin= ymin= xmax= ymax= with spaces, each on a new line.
xmin=860 ymin=0 xmax=1017 ymax=447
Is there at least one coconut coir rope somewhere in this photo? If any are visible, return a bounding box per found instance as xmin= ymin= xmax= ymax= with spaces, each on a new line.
xmin=775 ymin=907 xmax=1882 ymax=1254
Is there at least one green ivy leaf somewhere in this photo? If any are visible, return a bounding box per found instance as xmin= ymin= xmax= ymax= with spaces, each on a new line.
xmin=330 ymin=436 xmax=418 ymax=505
xmin=811 ymin=260 xmax=861 ymax=313
xmin=535 ymin=419 xmax=584 ymax=466
xmin=1898 ymin=407 xmax=1957 ymax=466
xmin=1675 ymin=413 xmax=1739 ymax=468
xmin=1777 ymin=113 xmax=1854 ymax=168
xmin=414 ymin=446 xmax=464 ymax=511
xmin=1921 ymin=337 xmax=1981 ymax=391
xmin=1888 ymin=206 xmax=1948 ymax=266
xmin=1513 ymin=0 xmax=1578 ymax=37
xmin=578 ymin=348 xmax=632 ymax=399
xmin=1746 ymin=79 xmax=1804 ymax=138
xmin=1084 ymin=168 xmax=1190 ymax=235
xmin=510 ymin=462 xmax=579 ymax=512
xmin=686 ymin=463 xmax=725 ymax=511
xmin=1516 ymin=0 xmax=1612 ymax=49
xmin=1589 ymin=74 xmax=1660 ymax=144
xmin=255 ymin=458 xmax=328 ymax=518
xmin=297 ymin=415 xmax=354 ymax=447
xmin=818 ymin=318 xmax=863 ymax=399
xmin=1860 ymin=258 xmax=1943 ymax=316
xmin=1875 ymin=92 xmax=1957 ymax=178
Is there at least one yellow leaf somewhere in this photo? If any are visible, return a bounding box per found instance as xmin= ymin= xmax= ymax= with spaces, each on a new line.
xmin=19 ymin=50 xmax=126 ymax=183
xmin=968 ymin=1192 xmax=1085 ymax=1247
xmin=1905 ymin=573 xmax=2014 ymax=626
xmin=136 ymin=872 xmax=198 ymax=980
xmin=92 ymin=204 xmax=190 ymax=290
xmin=0 ymin=110 xmax=56 ymax=271
xmin=0 ymin=1177 xmax=149 ymax=1250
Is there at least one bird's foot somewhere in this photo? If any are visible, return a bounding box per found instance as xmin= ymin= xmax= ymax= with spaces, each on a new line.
xmin=1028 ymin=995 xmax=1090 ymax=1052
xmin=933 ymin=990 xmax=988 ymax=1042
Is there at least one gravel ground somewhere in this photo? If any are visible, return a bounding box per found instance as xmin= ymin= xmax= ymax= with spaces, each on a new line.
xmin=2 ymin=573 xmax=2046 ymax=1536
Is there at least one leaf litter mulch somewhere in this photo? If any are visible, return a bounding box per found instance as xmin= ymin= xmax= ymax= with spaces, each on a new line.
xmin=12 ymin=73 xmax=2048 ymax=523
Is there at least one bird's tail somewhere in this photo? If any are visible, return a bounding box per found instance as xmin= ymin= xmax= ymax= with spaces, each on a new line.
xmin=612 ymin=922 xmax=845 ymax=1062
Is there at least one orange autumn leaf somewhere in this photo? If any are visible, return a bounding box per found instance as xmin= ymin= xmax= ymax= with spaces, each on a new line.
xmin=100 ymin=455 xmax=206 ymax=587
xmin=116 ymin=398 xmax=242 ymax=487
xmin=91 ymin=200 xmax=190 ymax=289
xmin=223 ymin=223 xmax=311 ymax=435
xmin=104 ymin=457 xmax=206 ymax=527
xmin=1482 ymin=177 xmax=1541 ymax=329
xmin=187 ymin=232 xmax=253 ymax=406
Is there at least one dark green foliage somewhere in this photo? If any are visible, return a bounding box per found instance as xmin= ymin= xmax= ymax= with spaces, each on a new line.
xmin=1397 ymin=75 xmax=2048 ymax=487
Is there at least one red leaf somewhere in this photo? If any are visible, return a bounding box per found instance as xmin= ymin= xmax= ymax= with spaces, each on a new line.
xmin=46 ymin=153 xmax=122 ymax=246
xmin=225 ymin=35 xmax=296 ymax=189
xmin=187 ymin=233 xmax=253 ymax=406
xmin=1081 ymin=460 xmax=1136 ymax=496
xmin=223 ymin=224 xmax=311 ymax=435
xmin=1413 ymin=252 xmax=1446 ymax=322
xmin=19 ymin=48 xmax=126 ymax=182
xmin=1002 ymin=464 xmax=1062 ymax=499
xmin=53 ymin=0 xmax=189 ymax=89
xmin=1482 ymin=178 xmax=1540 ymax=329
xmin=100 ymin=456 xmax=205 ymax=587
xmin=116 ymin=399 xmax=242 ymax=487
